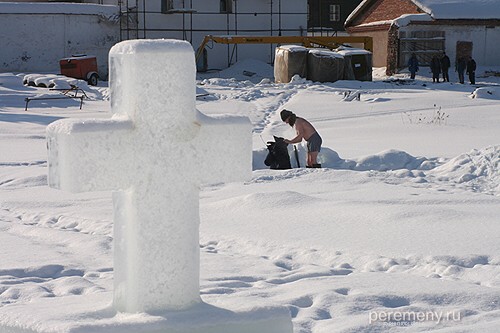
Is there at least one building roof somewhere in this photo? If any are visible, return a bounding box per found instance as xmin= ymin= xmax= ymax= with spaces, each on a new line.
xmin=346 ymin=0 xmax=500 ymax=27
xmin=0 ymin=2 xmax=118 ymax=16
xmin=413 ymin=0 xmax=500 ymax=20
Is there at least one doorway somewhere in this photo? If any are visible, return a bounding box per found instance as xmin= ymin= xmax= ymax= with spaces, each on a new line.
xmin=456 ymin=41 xmax=473 ymax=61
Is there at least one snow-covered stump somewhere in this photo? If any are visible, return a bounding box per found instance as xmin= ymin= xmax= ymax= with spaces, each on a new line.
xmin=0 ymin=40 xmax=292 ymax=333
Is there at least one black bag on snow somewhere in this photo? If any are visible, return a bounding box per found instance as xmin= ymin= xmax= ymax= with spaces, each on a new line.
xmin=264 ymin=136 xmax=292 ymax=169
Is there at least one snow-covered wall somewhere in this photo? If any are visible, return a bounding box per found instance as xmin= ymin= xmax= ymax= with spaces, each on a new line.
xmin=401 ymin=24 xmax=500 ymax=66
xmin=0 ymin=1 xmax=307 ymax=75
xmin=0 ymin=3 xmax=119 ymax=77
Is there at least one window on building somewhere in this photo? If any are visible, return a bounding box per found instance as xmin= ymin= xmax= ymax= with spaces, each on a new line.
xmin=161 ymin=0 xmax=185 ymax=13
xmin=329 ymin=4 xmax=340 ymax=22
xmin=220 ymin=0 xmax=232 ymax=13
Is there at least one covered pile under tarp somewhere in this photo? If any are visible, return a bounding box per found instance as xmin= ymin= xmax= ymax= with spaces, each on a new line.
xmin=274 ymin=45 xmax=372 ymax=83
xmin=337 ymin=47 xmax=373 ymax=81
xmin=274 ymin=45 xmax=308 ymax=83
xmin=307 ymin=49 xmax=345 ymax=83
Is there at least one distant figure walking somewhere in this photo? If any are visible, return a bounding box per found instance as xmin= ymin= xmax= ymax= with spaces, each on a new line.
xmin=440 ymin=52 xmax=451 ymax=82
xmin=456 ymin=56 xmax=467 ymax=84
xmin=467 ymin=56 xmax=477 ymax=85
xmin=408 ymin=53 xmax=419 ymax=79
xmin=430 ymin=55 xmax=441 ymax=83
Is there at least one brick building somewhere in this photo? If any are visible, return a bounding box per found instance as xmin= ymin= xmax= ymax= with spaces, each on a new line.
xmin=345 ymin=0 xmax=500 ymax=74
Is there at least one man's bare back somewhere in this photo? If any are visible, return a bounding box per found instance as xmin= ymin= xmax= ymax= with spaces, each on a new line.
xmin=280 ymin=109 xmax=322 ymax=168
xmin=285 ymin=117 xmax=317 ymax=144
xmin=294 ymin=117 xmax=317 ymax=142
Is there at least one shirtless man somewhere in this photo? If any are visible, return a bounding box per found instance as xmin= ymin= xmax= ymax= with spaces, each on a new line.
xmin=280 ymin=109 xmax=322 ymax=168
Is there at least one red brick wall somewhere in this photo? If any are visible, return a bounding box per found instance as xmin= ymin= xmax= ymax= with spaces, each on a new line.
xmin=352 ymin=0 xmax=422 ymax=25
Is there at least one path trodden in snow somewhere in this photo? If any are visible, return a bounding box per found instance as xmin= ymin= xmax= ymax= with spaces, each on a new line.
xmin=0 ymin=40 xmax=292 ymax=332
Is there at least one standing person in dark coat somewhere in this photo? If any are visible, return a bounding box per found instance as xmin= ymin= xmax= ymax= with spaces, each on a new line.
xmin=408 ymin=53 xmax=419 ymax=79
xmin=440 ymin=52 xmax=451 ymax=82
xmin=466 ymin=56 xmax=477 ymax=85
xmin=430 ymin=55 xmax=441 ymax=83
xmin=456 ymin=56 xmax=467 ymax=84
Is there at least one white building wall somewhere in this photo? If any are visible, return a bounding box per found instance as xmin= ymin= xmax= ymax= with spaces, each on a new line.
xmin=484 ymin=27 xmax=500 ymax=66
xmin=445 ymin=25 xmax=500 ymax=66
xmin=402 ymin=24 xmax=500 ymax=67
xmin=0 ymin=4 xmax=119 ymax=77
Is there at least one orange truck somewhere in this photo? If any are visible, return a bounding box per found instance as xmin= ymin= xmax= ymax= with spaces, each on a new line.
xmin=59 ymin=55 xmax=99 ymax=86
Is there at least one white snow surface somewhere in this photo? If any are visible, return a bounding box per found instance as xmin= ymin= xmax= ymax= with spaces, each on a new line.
xmin=1 ymin=60 xmax=500 ymax=332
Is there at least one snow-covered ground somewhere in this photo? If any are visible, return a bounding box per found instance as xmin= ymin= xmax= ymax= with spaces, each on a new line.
xmin=1 ymin=61 xmax=499 ymax=332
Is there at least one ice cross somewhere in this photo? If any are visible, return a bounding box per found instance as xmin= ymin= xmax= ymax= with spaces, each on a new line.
xmin=46 ymin=39 xmax=252 ymax=314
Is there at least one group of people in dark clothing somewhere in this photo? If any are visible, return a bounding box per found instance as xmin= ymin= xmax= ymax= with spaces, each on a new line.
xmin=408 ymin=52 xmax=477 ymax=84
xmin=456 ymin=56 xmax=476 ymax=84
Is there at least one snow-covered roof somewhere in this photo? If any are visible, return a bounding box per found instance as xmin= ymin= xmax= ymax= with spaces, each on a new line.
xmin=413 ymin=0 xmax=500 ymax=20
xmin=393 ymin=13 xmax=433 ymax=27
xmin=354 ymin=13 xmax=433 ymax=29
xmin=0 ymin=2 xmax=119 ymax=16
xmin=346 ymin=0 xmax=500 ymax=27
xmin=345 ymin=0 xmax=370 ymax=26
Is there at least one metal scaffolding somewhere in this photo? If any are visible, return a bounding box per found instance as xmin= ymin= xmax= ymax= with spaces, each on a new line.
xmin=117 ymin=0 xmax=312 ymax=41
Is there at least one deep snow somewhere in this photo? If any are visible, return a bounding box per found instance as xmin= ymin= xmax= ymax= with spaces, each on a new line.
xmin=1 ymin=60 xmax=499 ymax=332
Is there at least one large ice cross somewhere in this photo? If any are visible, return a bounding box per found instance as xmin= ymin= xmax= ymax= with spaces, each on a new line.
xmin=46 ymin=40 xmax=252 ymax=314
